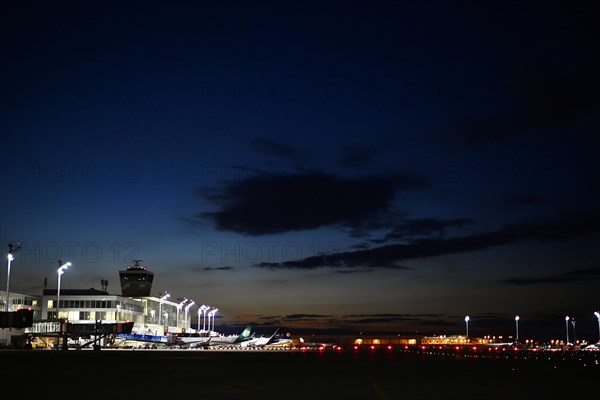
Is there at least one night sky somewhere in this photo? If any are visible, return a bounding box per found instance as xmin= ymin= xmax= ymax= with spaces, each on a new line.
xmin=2 ymin=1 xmax=599 ymax=340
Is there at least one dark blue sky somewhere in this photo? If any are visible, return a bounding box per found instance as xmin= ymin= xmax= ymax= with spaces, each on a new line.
xmin=1 ymin=0 xmax=599 ymax=340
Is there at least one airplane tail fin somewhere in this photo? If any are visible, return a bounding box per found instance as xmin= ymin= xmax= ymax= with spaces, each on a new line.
xmin=266 ymin=328 xmax=280 ymax=345
xmin=233 ymin=325 xmax=253 ymax=343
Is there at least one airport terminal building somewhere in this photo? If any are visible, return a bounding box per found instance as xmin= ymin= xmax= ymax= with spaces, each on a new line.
xmin=1 ymin=262 xmax=196 ymax=348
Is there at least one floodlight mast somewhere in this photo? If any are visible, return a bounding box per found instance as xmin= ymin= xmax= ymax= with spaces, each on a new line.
xmin=594 ymin=312 xmax=600 ymax=344
xmin=56 ymin=260 xmax=71 ymax=319
xmin=184 ymin=300 xmax=195 ymax=331
xmin=177 ymin=298 xmax=188 ymax=329
xmin=5 ymin=243 xmax=22 ymax=312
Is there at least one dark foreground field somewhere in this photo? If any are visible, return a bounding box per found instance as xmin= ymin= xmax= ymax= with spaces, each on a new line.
xmin=3 ymin=348 xmax=598 ymax=399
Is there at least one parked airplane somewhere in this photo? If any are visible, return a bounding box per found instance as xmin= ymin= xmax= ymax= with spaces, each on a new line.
xmin=207 ymin=325 xmax=253 ymax=348
xmin=240 ymin=328 xmax=281 ymax=348
xmin=115 ymin=332 xmax=177 ymax=345
xmin=177 ymin=325 xmax=253 ymax=348
xmin=266 ymin=335 xmax=293 ymax=348
xmin=174 ymin=332 xmax=212 ymax=348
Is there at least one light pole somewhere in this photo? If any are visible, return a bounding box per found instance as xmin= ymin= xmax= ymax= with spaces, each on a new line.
xmin=196 ymin=305 xmax=204 ymax=332
xmin=571 ymin=318 xmax=576 ymax=344
xmin=565 ymin=315 xmax=570 ymax=345
xmin=177 ymin=298 xmax=188 ymax=330
xmin=594 ymin=312 xmax=600 ymax=343
xmin=56 ymin=260 xmax=71 ymax=351
xmin=56 ymin=260 xmax=71 ymax=320
xmin=515 ymin=315 xmax=520 ymax=341
xmin=200 ymin=305 xmax=209 ymax=331
xmin=464 ymin=315 xmax=470 ymax=340
xmin=5 ymin=243 xmax=22 ymax=312
xmin=184 ymin=300 xmax=195 ymax=332
xmin=209 ymin=308 xmax=219 ymax=332
xmin=158 ymin=292 xmax=170 ymax=326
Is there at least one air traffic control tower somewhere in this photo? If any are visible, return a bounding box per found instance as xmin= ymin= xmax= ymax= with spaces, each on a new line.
xmin=119 ymin=260 xmax=154 ymax=297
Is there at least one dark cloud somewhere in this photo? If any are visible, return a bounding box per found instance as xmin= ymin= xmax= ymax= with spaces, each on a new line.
xmin=339 ymin=146 xmax=375 ymax=169
xmin=505 ymin=267 xmax=600 ymax=285
xmin=179 ymin=263 xmax=235 ymax=273
xmin=342 ymin=313 xmax=418 ymax=324
xmin=178 ymin=216 xmax=206 ymax=228
xmin=196 ymin=172 xmax=421 ymax=235
xmin=256 ymin=210 xmax=600 ymax=269
xmin=382 ymin=264 xmax=412 ymax=270
xmin=350 ymin=242 xmax=371 ymax=250
xmin=349 ymin=316 xmax=411 ymax=324
xmin=346 ymin=211 xmax=411 ymax=239
xmin=372 ymin=217 xmax=472 ymax=244
xmin=250 ymin=138 xmax=309 ymax=162
xmin=204 ymin=266 xmax=234 ymax=271
xmin=335 ymin=268 xmax=374 ymax=274
xmin=281 ymin=314 xmax=332 ymax=322
xmin=565 ymin=267 xmax=600 ymax=278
